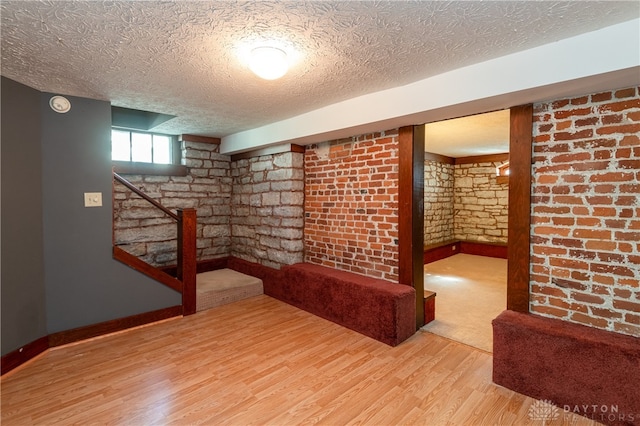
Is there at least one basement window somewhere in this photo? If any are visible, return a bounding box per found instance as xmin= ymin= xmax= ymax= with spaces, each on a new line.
xmin=111 ymin=129 xmax=187 ymax=176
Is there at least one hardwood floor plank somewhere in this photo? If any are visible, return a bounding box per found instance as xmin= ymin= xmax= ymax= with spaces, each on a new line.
xmin=1 ymin=295 xmax=599 ymax=425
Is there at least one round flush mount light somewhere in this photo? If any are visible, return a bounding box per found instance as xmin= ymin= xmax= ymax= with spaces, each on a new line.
xmin=49 ymin=95 xmax=71 ymax=113
xmin=249 ymin=46 xmax=288 ymax=80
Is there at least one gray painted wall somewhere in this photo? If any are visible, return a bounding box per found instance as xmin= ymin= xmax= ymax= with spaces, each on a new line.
xmin=1 ymin=77 xmax=181 ymax=354
xmin=1 ymin=77 xmax=48 ymax=355
xmin=41 ymin=91 xmax=181 ymax=333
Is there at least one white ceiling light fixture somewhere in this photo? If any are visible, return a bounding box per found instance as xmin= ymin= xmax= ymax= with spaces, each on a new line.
xmin=249 ymin=46 xmax=289 ymax=80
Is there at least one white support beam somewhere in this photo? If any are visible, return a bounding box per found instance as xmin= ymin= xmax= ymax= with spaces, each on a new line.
xmin=221 ymin=19 xmax=640 ymax=155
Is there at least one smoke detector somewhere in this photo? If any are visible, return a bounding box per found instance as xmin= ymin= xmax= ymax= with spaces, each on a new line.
xmin=49 ymin=96 xmax=71 ymax=113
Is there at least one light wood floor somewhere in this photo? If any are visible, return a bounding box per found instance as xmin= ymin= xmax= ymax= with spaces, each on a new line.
xmin=1 ymin=295 xmax=597 ymax=425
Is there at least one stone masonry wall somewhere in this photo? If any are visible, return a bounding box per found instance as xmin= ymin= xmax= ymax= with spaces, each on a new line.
xmin=424 ymin=159 xmax=454 ymax=245
xmin=453 ymin=160 xmax=509 ymax=243
xmin=530 ymin=86 xmax=640 ymax=337
xmin=305 ymin=130 xmax=399 ymax=282
xmin=230 ymin=152 xmax=305 ymax=269
xmin=114 ymin=141 xmax=231 ymax=266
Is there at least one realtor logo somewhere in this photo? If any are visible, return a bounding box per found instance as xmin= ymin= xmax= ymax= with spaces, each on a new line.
xmin=529 ymin=399 xmax=560 ymax=423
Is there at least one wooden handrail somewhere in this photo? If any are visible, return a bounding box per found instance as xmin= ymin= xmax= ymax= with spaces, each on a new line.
xmin=112 ymin=172 xmax=197 ymax=316
xmin=113 ymin=172 xmax=178 ymax=220
xmin=113 ymin=246 xmax=183 ymax=292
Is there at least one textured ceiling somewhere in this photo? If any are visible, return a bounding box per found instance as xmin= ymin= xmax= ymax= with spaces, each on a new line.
xmin=425 ymin=109 xmax=510 ymax=158
xmin=1 ymin=1 xmax=638 ymax=141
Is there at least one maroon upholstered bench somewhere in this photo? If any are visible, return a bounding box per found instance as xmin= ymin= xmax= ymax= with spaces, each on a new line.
xmin=278 ymin=263 xmax=416 ymax=346
xmin=205 ymin=258 xmax=416 ymax=346
xmin=493 ymin=310 xmax=640 ymax=426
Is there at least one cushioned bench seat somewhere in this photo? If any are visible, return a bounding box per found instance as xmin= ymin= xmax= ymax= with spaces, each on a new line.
xmin=493 ymin=310 xmax=640 ymax=425
xmin=196 ymin=268 xmax=263 ymax=312
xmin=279 ymin=263 xmax=416 ymax=346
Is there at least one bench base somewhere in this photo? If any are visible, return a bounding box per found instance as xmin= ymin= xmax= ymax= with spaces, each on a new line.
xmin=424 ymin=291 xmax=436 ymax=324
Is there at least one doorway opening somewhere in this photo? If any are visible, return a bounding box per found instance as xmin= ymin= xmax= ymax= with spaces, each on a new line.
xmin=420 ymin=109 xmax=510 ymax=352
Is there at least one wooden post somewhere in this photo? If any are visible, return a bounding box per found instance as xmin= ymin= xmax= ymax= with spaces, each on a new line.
xmin=399 ymin=126 xmax=425 ymax=329
xmin=177 ymin=209 xmax=197 ymax=316
xmin=507 ymin=104 xmax=533 ymax=312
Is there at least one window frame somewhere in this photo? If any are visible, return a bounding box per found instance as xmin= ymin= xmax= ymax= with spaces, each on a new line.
xmin=111 ymin=128 xmax=187 ymax=176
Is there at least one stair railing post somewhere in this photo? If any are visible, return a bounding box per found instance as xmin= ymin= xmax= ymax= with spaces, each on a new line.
xmin=177 ymin=209 xmax=197 ymax=315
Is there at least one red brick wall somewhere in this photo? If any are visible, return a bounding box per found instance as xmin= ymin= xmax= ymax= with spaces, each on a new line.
xmin=305 ymin=130 xmax=399 ymax=281
xmin=530 ymin=86 xmax=640 ymax=337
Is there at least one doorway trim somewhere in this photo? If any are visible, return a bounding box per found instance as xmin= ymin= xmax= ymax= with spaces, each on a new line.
xmin=398 ymin=104 xmax=533 ymax=328
xmin=507 ymin=104 xmax=533 ymax=312
xmin=398 ymin=126 xmax=425 ymax=328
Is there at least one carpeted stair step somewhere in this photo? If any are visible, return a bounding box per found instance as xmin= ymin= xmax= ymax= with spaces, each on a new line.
xmin=196 ymin=268 xmax=263 ymax=312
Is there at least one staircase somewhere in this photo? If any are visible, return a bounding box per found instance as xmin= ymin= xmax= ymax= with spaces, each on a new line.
xmin=112 ymin=172 xmax=197 ymax=315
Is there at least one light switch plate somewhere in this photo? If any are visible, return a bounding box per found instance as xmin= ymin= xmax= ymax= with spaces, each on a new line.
xmin=84 ymin=192 xmax=102 ymax=207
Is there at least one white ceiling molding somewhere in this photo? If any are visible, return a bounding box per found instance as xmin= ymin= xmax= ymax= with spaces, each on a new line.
xmin=220 ymin=18 xmax=640 ymax=155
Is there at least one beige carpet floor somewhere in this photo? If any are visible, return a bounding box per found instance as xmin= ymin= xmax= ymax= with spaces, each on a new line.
xmin=421 ymin=253 xmax=507 ymax=353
